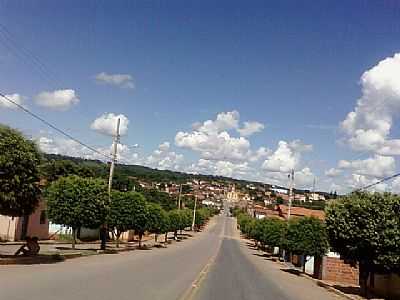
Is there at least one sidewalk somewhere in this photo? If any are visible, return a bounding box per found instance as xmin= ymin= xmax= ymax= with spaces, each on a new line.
xmin=240 ymin=237 xmax=384 ymax=300
xmin=0 ymin=232 xmax=185 ymax=265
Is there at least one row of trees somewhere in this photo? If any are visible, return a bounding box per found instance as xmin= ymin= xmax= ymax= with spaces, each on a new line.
xmin=237 ymin=213 xmax=328 ymax=271
xmin=0 ymin=125 xmax=217 ymax=249
xmin=237 ymin=192 xmax=400 ymax=296
xmin=46 ymin=175 xmax=217 ymax=248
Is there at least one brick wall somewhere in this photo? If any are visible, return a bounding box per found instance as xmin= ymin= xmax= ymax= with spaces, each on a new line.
xmin=320 ymin=256 xmax=359 ymax=285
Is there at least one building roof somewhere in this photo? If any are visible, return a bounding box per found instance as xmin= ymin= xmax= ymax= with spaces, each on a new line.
xmin=252 ymin=204 xmax=325 ymax=221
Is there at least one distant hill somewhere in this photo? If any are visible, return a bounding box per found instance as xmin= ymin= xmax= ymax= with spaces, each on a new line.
xmin=43 ymin=154 xmax=257 ymax=187
xmin=43 ymin=154 xmax=333 ymax=196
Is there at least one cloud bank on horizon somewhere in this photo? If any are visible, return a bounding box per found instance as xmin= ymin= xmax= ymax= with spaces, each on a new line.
xmin=3 ymin=53 xmax=400 ymax=194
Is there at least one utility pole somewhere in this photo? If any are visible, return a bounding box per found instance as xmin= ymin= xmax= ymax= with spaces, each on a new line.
xmin=100 ymin=118 xmax=120 ymax=251
xmin=312 ymin=177 xmax=316 ymax=202
xmin=191 ymin=194 xmax=197 ymax=231
xmin=282 ymin=168 xmax=294 ymax=262
xmin=178 ymin=184 xmax=182 ymax=210
xmin=287 ymin=168 xmax=294 ymax=220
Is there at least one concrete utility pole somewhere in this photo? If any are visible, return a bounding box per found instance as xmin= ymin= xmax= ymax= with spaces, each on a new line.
xmin=191 ymin=194 xmax=197 ymax=231
xmin=287 ymin=168 xmax=294 ymax=220
xmin=178 ymin=184 xmax=182 ymax=210
xmin=108 ymin=118 xmax=121 ymax=196
xmin=101 ymin=118 xmax=120 ymax=250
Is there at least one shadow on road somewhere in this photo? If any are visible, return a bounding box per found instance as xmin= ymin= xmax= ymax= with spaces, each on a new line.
xmin=0 ymin=254 xmax=64 ymax=265
xmin=280 ymin=268 xmax=302 ymax=276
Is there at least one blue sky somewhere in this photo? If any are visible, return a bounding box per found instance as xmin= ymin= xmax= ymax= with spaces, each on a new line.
xmin=1 ymin=1 xmax=400 ymax=193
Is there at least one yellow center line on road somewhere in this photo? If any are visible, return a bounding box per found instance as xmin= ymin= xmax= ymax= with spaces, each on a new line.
xmin=178 ymin=217 xmax=227 ymax=300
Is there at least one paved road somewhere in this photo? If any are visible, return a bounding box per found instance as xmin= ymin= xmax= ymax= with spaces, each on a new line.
xmin=194 ymin=217 xmax=341 ymax=300
xmin=0 ymin=214 xmax=341 ymax=300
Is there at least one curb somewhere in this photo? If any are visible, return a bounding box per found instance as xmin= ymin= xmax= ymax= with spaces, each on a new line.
xmin=316 ymin=281 xmax=359 ymax=300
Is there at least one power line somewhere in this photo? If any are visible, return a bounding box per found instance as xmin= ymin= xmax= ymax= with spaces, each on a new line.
xmin=0 ymin=92 xmax=112 ymax=161
xmin=353 ymin=172 xmax=400 ymax=192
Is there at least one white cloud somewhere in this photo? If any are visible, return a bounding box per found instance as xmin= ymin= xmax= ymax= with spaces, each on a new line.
xmin=90 ymin=113 xmax=129 ymax=136
xmin=186 ymin=159 xmax=250 ymax=178
xmin=347 ymin=174 xmax=388 ymax=192
xmin=37 ymin=136 xmax=106 ymax=159
xmin=338 ymin=155 xmax=395 ymax=178
xmin=288 ymin=139 xmax=313 ymax=152
xmin=249 ymin=147 xmax=272 ymax=162
xmin=295 ymin=167 xmax=315 ymax=187
xmin=197 ymin=111 xmax=240 ymax=134
xmin=341 ymin=53 xmax=400 ymax=153
xmin=261 ymin=167 xmax=315 ymax=189
xmin=95 ymin=72 xmax=135 ymax=89
xmin=325 ymin=168 xmax=342 ymax=177
xmin=35 ymin=89 xmax=79 ymax=110
xmin=0 ymin=93 xmax=25 ymax=109
xmin=176 ymin=130 xmax=252 ymax=162
xmin=262 ymin=141 xmax=301 ymax=173
xmin=145 ymin=142 xmax=184 ymax=170
xmin=237 ymin=121 xmax=265 ymax=137
xmin=176 ymin=111 xmax=270 ymax=162
xmin=390 ymin=177 xmax=400 ymax=194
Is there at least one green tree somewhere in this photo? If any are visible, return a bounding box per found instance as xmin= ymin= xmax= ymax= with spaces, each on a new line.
xmin=167 ymin=209 xmax=182 ymax=240
xmin=40 ymin=159 xmax=95 ymax=183
xmin=130 ymin=193 xmax=148 ymax=248
xmin=325 ymin=192 xmax=400 ymax=295
xmin=107 ymin=191 xmax=141 ymax=247
xmin=45 ymin=175 xmax=108 ymax=248
xmin=141 ymin=188 xmax=177 ymax=211
xmin=146 ymin=203 xmax=168 ymax=243
xmin=285 ymin=217 xmax=329 ymax=271
xmin=0 ymin=125 xmax=42 ymax=217
xmin=260 ymin=218 xmax=287 ymax=251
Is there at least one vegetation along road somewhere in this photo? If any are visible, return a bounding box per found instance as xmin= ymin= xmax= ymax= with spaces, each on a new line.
xmin=0 ymin=214 xmax=341 ymax=300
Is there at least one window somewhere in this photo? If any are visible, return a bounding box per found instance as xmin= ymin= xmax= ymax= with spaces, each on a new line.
xmin=40 ymin=210 xmax=47 ymax=224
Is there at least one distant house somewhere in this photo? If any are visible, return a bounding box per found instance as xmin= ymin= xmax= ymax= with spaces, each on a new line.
xmin=0 ymin=199 xmax=49 ymax=241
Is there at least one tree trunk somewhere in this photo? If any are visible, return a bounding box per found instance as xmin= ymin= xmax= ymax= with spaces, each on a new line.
xmin=174 ymin=230 xmax=178 ymax=240
xmin=116 ymin=230 xmax=121 ymax=248
xmin=72 ymin=228 xmax=76 ymax=249
xmin=359 ymin=262 xmax=370 ymax=297
xmin=165 ymin=232 xmax=168 ymax=243
xmin=302 ymin=256 xmax=306 ymax=273
xmin=138 ymin=233 xmax=143 ymax=248
xmin=155 ymin=233 xmax=158 ymax=243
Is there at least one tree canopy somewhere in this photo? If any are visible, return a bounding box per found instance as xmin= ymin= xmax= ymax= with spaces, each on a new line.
xmin=325 ymin=192 xmax=400 ymax=293
xmin=45 ymin=175 xmax=108 ymax=247
xmin=285 ymin=216 xmax=329 ymax=258
xmin=0 ymin=125 xmax=42 ymax=216
xmin=107 ymin=190 xmax=141 ymax=245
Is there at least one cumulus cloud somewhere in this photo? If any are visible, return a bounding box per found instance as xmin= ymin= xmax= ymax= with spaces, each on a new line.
xmin=37 ymin=135 xmax=140 ymax=164
xmin=186 ymin=159 xmax=250 ymax=178
xmin=37 ymin=136 xmax=106 ymax=159
xmin=176 ymin=111 xmax=270 ymax=162
xmin=237 ymin=121 xmax=265 ymax=137
xmin=0 ymin=93 xmax=25 ymax=109
xmin=176 ymin=130 xmax=251 ymax=162
xmin=145 ymin=142 xmax=184 ymax=170
xmin=35 ymin=89 xmax=79 ymax=110
xmin=288 ymin=139 xmax=313 ymax=152
xmin=338 ymin=155 xmax=395 ymax=178
xmin=262 ymin=167 xmax=315 ymax=189
xmin=95 ymin=72 xmax=135 ymax=89
xmin=262 ymin=141 xmax=301 ymax=173
xmin=196 ymin=111 xmax=240 ymax=134
xmin=90 ymin=113 xmax=129 ymax=136
xmin=347 ymin=174 xmax=388 ymax=192
xmin=325 ymin=168 xmax=342 ymax=177
xmin=341 ymin=53 xmax=400 ymax=154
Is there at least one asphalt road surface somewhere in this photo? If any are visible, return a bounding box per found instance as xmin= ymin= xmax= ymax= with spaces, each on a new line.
xmin=0 ymin=214 xmax=341 ymax=300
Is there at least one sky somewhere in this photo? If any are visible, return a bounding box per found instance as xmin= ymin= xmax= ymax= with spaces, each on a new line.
xmin=1 ymin=0 xmax=400 ymax=193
